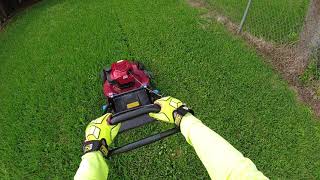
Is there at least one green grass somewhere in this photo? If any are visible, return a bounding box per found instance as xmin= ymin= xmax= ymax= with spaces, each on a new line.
xmin=205 ymin=0 xmax=310 ymax=43
xmin=300 ymin=58 xmax=320 ymax=85
xmin=1 ymin=0 xmax=320 ymax=179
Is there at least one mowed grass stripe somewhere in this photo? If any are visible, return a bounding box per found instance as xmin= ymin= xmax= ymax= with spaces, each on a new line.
xmin=110 ymin=0 xmax=320 ymax=179
xmin=0 ymin=0 xmax=129 ymax=179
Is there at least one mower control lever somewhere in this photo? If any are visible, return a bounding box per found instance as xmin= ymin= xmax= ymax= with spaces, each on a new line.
xmin=109 ymin=104 xmax=161 ymax=125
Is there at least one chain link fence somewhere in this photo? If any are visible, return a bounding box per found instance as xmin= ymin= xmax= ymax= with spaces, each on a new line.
xmin=205 ymin=0 xmax=310 ymax=44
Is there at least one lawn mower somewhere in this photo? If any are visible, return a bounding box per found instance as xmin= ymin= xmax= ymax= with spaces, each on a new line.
xmin=101 ymin=60 xmax=179 ymax=156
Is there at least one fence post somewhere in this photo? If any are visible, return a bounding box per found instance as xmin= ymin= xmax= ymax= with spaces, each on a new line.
xmin=238 ymin=0 xmax=252 ymax=33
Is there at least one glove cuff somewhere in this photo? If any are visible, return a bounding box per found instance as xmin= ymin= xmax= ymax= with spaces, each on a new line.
xmin=83 ymin=139 xmax=109 ymax=157
xmin=173 ymin=105 xmax=194 ymax=126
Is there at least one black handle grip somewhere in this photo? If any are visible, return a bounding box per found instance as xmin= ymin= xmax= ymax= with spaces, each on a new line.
xmin=108 ymin=127 xmax=180 ymax=156
xmin=109 ymin=104 xmax=160 ymax=125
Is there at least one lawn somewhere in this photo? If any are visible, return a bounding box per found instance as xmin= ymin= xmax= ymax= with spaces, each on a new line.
xmin=1 ymin=0 xmax=320 ymax=179
xmin=204 ymin=0 xmax=310 ymax=43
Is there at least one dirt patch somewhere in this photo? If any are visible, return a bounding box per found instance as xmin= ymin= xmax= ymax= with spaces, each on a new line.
xmin=187 ymin=0 xmax=320 ymax=117
xmin=299 ymin=0 xmax=320 ymax=54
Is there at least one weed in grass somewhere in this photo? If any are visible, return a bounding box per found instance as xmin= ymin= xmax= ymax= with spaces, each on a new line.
xmin=300 ymin=58 xmax=320 ymax=85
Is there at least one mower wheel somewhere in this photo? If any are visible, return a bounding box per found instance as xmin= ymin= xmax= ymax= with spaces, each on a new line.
xmin=144 ymin=70 xmax=153 ymax=79
xmin=101 ymin=69 xmax=107 ymax=84
xmin=102 ymin=105 xmax=108 ymax=113
xmin=137 ymin=62 xmax=145 ymax=70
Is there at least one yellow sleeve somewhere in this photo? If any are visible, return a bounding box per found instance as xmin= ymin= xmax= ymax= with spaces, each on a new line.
xmin=74 ymin=151 xmax=109 ymax=180
xmin=180 ymin=113 xmax=268 ymax=180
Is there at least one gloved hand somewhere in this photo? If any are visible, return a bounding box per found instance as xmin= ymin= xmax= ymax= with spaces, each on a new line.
xmin=149 ymin=96 xmax=194 ymax=126
xmin=82 ymin=113 xmax=121 ymax=157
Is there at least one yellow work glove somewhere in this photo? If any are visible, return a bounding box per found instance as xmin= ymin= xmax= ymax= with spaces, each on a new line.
xmin=82 ymin=113 xmax=121 ymax=157
xmin=149 ymin=96 xmax=194 ymax=126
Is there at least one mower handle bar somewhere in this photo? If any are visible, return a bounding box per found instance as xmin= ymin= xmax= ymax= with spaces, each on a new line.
xmin=107 ymin=103 xmax=180 ymax=156
xmin=108 ymin=127 xmax=179 ymax=156
xmin=109 ymin=104 xmax=161 ymax=125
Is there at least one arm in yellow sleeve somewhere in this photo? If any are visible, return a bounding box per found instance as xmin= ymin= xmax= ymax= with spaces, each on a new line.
xmin=74 ymin=151 xmax=109 ymax=180
xmin=180 ymin=113 xmax=268 ymax=180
